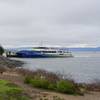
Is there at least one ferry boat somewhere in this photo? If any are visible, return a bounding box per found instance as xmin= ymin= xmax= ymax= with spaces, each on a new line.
xmin=6 ymin=46 xmax=73 ymax=58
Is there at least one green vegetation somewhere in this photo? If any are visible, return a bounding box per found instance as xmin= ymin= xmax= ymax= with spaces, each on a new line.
xmin=56 ymin=80 xmax=76 ymax=94
xmin=0 ymin=79 xmax=30 ymax=100
xmin=25 ymin=76 xmax=50 ymax=89
xmin=0 ymin=45 xmax=4 ymax=55
xmin=24 ymin=75 xmax=82 ymax=95
xmin=17 ymin=69 xmax=86 ymax=95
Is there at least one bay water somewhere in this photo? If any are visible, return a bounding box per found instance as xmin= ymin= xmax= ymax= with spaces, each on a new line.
xmin=12 ymin=52 xmax=100 ymax=83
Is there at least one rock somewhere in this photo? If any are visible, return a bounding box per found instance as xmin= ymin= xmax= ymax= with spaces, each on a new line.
xmin=0 ymin=56 xmax=24 ymax=69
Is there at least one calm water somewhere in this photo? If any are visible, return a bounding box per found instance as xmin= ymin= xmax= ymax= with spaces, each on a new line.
xmin=12 ymin=52 xmax=100 ymax=83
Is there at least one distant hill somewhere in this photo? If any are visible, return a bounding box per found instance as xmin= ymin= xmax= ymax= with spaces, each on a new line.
xmin=68 ymin=47 xmax=100 ymax=52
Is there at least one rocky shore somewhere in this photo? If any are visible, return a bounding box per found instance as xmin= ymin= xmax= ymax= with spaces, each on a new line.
xmin=0 ymin=56 xmax=24 ymax=74
xmin=0 ymin=56 xmax=24 ymax=68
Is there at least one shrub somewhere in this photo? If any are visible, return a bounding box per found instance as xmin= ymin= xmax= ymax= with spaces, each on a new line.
xmin=0 ymin=46 xmax=4 ymax=55
xmin=18 ymin=69 xmax=60 ymax=83
xmin=25 ymin=76 xmax=50 ymax=89
xmin=31 ymin=79 xmax=49 ymax=89
xmin=24 ymin=76 xmax=80 ymax=95
xmin=56 ymin=80 xmax=76 ymax=94
xmin=22 ymin=69 xmax=84 ymax=95
xmin=24 ymin=76 xmax=33 ymax=84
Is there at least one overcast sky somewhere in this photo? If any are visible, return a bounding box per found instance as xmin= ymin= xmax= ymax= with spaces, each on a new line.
xmin=0 ymin=0 xmax=100 ymax=47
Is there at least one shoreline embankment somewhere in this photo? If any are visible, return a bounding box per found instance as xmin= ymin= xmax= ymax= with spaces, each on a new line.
xmin=0 ymin=56 xmax=100 ymax=100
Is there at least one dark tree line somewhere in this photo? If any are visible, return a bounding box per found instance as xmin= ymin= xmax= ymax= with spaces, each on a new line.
xmin=0 ymin=45 xmax=4 ymax=55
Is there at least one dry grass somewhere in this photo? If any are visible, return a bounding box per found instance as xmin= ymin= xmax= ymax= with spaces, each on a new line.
xmin=16 ymin=68 xmax=60 ymax=83
xmin=86 ymin=79 xmax=100 ymax=92
xmin=16 ymin=68 xmax=85 ymax=95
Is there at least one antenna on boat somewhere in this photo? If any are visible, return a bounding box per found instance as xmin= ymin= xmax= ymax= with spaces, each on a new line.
xmin=39 ymin=41 xmax=43 ymax=47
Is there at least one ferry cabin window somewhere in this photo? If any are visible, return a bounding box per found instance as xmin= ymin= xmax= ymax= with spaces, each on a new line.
xmin=59 ymin=51 xmax=63 ymax=53
xmin=42 ymin=51 xmax=56 ymax=53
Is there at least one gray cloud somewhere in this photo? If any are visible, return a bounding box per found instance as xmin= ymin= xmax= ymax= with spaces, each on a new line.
xmin=0 ymin=0 xmax=100 ymax=47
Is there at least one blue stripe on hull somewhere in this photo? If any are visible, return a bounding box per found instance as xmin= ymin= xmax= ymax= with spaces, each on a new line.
xmin=17 ymin=54 xmax=51 ymax=58
xmin=16 ymin=50 xmax=72 ymax=58
xmin=16 ymin=51 xmax=54 ymax=58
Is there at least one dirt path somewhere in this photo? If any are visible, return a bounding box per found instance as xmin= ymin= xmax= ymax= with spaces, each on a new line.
xmin=0 ymin=72 xmax=100 ymax=100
